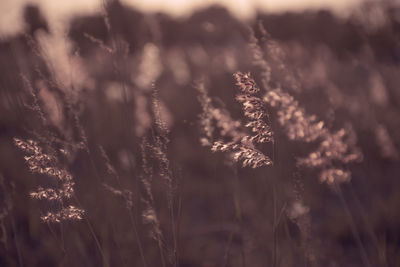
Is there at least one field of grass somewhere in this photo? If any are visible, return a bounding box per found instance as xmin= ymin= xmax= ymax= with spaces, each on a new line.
xmin=1 ymin=1 xmax=400 ymax=266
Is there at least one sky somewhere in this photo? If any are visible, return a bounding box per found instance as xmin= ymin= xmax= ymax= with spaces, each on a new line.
xmin=0 ymin=0 xmax=366 ymax=37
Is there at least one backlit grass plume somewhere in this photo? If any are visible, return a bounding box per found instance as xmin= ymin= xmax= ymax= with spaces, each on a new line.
xmin=199 ymin=72 xmax=274 ymax=168
xmin=14 ymin=137 xmax=83 ymax=222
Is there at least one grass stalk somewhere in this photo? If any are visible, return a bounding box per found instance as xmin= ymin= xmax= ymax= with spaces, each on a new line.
xmin=333 ymin=184 xmax=372 ymax=267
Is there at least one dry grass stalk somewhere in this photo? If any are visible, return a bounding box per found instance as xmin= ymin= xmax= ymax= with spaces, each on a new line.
xmin=151 ymin=91 xmax=176 ymax=203
xmin=264 ymin=89 xmax=325 ymax=142
xmin=198 ymin=73 xmax=274 ymax=168
xmin=297 ymin=127 xmax=362 ymax=184
xmin=374 ymin=123 xmax=399 ymax=160
xmin=234 ymin=72 xmax=273 ymax=144
xmin=102 ymin=183 xmax=133 ymax=209
xmin=14 ymin=137 xmax=83 ymax=223
xmin=247 ymin=26 xmax=362 ymax=185
xmin=140 ymin=139 xmax=166 ymax=267
xmin=140 ymin=139 xmax=163 ymax=241
xmin=247 ymin=27 xmax=272 ymax=91
xmin=196 ymin=80 xmax=245 ymax=146
xmin=263 ymin=86 xmax=362 ymax=184
xmin=0 ymin=174 xmax=14 ymax=249
xmin=149 ymin=89 xmax=180 ymax=266
xmin=99 ymin=145 xmax=133 ymax=210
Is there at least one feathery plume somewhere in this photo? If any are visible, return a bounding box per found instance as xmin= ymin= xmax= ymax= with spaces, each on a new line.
xmin=198 ymin=72 xmax=274 ymax=168
xmin=14 ymin=137 xmax=84 ymax=222
xmin=249 ymin=25 xmax=362 ymax=184
xmin=234 ymin=72 xmax=273 ymax=144
xmin=264 ymin=88 xmax=325 ymax=142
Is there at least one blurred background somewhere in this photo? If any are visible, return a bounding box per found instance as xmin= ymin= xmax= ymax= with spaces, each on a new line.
xmin=1 ymin=0 xmax=400 ymax=266
xmin=0 ymin=0 xmax=365 ymax=37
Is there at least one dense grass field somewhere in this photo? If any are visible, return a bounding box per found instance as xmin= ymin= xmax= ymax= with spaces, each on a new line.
xmin=1 ymin=1 xmax=400 ymax=266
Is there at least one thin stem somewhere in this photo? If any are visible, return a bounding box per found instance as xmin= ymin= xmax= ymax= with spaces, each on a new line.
xmin=232 ymin=167 xmax=246 ymax=267
xmin=60 ymin=222 xmax=65 ymax=253
xmin=46 ymin=222 xmax=65 ymax=253
xmin=169 ymin=197 xmax=179 ymax=267
xmin=223 ymin=231 xmax=234 ymax=267
xmin=10 ymin=212 xmax=23 ymax=267
xmin=157 ymin=238 xmax=167 ymax=267
xmin=283 ymin=218 xmax=298 ymax=266
xmin=176 ymin=190 xmax=183 ymax=267
xmin=272 ymin=181 xmax=277 ymax=267
xmin=334 ymin=184 xmax=372 ymax=267
xmin=73 ymin=195 xmax=107 ymax=266
xmin=349 ymin=184 xmax=387 ymax=267
xmin=100 ymin=5 xmax=149 ymax=265
xmin=127 ymin=210 xmax=147 ymax=267
xmin=98 ymin=146 xmax=148 ymax=267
